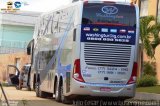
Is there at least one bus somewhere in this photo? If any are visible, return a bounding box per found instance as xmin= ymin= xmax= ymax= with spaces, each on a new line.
xmin=27 ymin=0 xmax=139 ymax=103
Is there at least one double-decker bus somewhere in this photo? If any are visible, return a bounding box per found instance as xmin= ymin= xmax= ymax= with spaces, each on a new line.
xmin=27 ymin=0 xmax=139 ymax=103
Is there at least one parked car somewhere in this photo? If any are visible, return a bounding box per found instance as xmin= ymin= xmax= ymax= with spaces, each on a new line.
xmin=7 ymin=64 xmax=31 ymax=90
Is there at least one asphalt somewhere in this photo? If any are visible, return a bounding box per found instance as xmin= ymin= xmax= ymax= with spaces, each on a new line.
xmin=134 ymin=92 xmax=160 ymax=100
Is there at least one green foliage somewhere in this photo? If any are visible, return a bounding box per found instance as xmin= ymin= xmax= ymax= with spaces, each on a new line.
xmin=1 ymin=82 xmax=9 ymax=87
xmin=137 ymin=62 xmax=157 ymax=87
xmin=137 ymin=75 xmax=158 ymax=87
xmin=136 ymin=85 xmax=160 ymax=94
xmin=140 ymin=16 xmax=160 ymax=59
xmin=143 ymin=62 xmax=156 ymax=76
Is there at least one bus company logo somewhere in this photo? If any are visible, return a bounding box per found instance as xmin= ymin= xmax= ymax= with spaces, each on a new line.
xmin=83 ymin=27 xmax=90 ymax=31
xmin=102 ymin=6 xmax=118 ymax=15
xmin=14 ymin=1 xmax=22 ymax=8
xmin=93 ymin=28 xmax=99 ymax=32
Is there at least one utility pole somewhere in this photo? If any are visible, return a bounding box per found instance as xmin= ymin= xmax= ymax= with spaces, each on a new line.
xmin=0 ymin=82 xmax=10 ymax=106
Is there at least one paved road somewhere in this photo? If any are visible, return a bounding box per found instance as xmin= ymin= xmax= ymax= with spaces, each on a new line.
xmin=0 ymin=87 xmax=159 ymax=106
xmin=0 ymin=87 xmax=70 ymax=106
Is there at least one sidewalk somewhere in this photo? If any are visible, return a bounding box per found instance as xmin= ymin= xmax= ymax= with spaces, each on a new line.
xmin=134 ymin=92 xmax=160 ymax=100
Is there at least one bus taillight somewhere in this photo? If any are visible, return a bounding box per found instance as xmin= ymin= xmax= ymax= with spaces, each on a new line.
xmin=127 ymin=62 xmax=138 ymax=84
xmin=84 ymin=1 xmax=88 ymax=5
xmin=73 ymin=59 xmax=85 ymax=82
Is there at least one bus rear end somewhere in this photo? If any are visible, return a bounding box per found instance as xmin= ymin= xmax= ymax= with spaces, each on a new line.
xmin=72 ymin=1 xmax=139 ymax=98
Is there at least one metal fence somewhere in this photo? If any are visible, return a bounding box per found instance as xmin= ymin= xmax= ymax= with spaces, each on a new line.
xmin=0 ymin=40 xmax=28 ymax=54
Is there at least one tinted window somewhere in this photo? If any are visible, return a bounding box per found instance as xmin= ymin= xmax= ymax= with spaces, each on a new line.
xmin=82 ymin=3 xmax=136 ymax=27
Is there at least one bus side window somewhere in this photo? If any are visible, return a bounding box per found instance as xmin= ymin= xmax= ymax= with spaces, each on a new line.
xmin=52 ymin=58 xmax=56 ymax=69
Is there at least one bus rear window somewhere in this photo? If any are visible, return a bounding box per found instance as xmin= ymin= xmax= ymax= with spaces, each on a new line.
xmin=82 ymin=3 xmax=136 ymax=27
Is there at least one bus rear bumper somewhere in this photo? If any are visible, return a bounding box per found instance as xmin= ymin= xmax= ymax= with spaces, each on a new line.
xmin=69 ymin=80 xmax=136 ymax=98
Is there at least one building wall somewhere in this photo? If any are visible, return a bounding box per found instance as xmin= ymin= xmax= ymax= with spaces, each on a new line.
xmin=155 ymin=45 xmax=160 ymax=82
xmin=138 ymin=0 xmax=158 ymax=16
xmin=0 ymin=11 xmax=41 ymax=48
xmin=0 ymin=25 xmax=33 ymax=48
xmin=148 ymin=0 xmax=158 ymax=16
xmin=138 ymin=0 xmax=160 ymax=83
xmin=0 ymin=11 xmax=41 ymax=82
xmin=0 ymin=52 xmax=30 ymax=81
xmin=143 ymin=0 xmax=160 ymax=83
xmin=2 ymin=25 xmax=33 ymax=42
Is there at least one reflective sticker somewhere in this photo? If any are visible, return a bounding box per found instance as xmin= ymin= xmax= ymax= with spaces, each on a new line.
xmin=83 ymin=27 xmax=90 ymax=31
xmin=101 ymin=28 xmax=108 ymax=32
xmin=119 ymin=29 xmax=126 ymax=33
xmin=110 ymin=29 xmax=117 ymax=33
xmin=93 ymin=28 xmax=99 ymax=32
xmin=128 ymin=30 xmax=135 ymax=34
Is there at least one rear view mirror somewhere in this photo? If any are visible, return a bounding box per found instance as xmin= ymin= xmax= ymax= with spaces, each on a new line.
xmin=27 ymin=47 xmax=31 ymax=55
xmin=27 ymin=39 xmax=34 ymax=55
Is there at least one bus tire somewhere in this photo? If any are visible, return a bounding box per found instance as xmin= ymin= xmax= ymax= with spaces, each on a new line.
xmin=33 ymin=74 xmax=36 ymax=90
xmin=35 ymin=82 xmax=40 ymax=97
xmin=35 ymin=82 xmax=47 ymax=98
xmin=60 ymin=84 xmax=72 ymax=104
xmin=55 ymin=81 xmax=61 ymax=102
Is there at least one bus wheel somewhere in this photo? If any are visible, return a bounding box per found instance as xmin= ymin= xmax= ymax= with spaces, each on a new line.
xmin=60 ymin=83 xmax=72 ymax=104
xmin=35 ymin=82 xmax=40 ymax=97
xmin=55 ymin=81 xmax=61 ymax=102
xmin=35 ymin=82 xmax=46 ymax=98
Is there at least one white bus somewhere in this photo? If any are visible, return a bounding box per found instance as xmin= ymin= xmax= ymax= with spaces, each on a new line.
xmin=27 ymin=0 xmax=139 ymax=103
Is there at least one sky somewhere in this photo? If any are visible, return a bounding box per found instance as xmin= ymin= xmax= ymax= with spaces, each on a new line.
xmin=0 ymin=0 xmax=130 ymax=12
xmin=21 ymin=0 xmax=71 ymax=12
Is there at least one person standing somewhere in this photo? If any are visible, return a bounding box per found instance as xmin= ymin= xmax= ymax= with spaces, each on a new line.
xmin=18 ymin=66 xmax=25 ymax=89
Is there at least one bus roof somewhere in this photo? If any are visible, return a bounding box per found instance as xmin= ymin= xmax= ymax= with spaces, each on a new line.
xmin=74 ymin=0 xmax=132 ymax=3
xmin=40 ymin=0 xmax=135 ymax=18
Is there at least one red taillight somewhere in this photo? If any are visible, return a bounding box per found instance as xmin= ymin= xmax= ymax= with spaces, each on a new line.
xmin=73 ymin=59 xmax=85 ymax=82
xmin=84 ymin=1 xmax=88 ymax=5
xmin=130 ymin=2 xmax=135 ymax=6
xmin=127 ymin=62 xmax=138 ymax=84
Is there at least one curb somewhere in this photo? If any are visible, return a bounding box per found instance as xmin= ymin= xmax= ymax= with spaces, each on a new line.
xmin=134 ymin=92 xmax=160 ymax=100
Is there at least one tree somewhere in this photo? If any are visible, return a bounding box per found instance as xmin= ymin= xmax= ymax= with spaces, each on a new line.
xmin=140 ymin=16 xmax=160 ymax=59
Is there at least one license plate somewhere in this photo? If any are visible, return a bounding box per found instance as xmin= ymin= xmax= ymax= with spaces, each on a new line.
xmin=100 ymin=87 xmax=111 ymax=92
